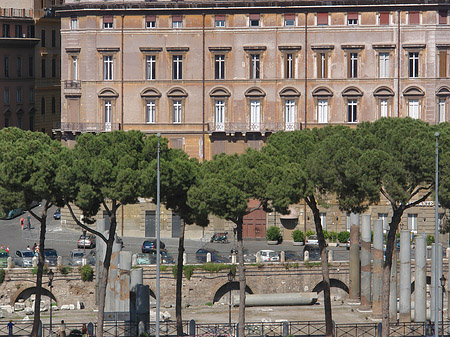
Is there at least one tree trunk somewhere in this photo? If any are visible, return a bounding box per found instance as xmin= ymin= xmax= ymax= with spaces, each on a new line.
xmin=237 ymin=218 xmax=246 ymax=337
xmin=31 ymin=207 xmax=48 ymax=337
xmin=97 ymin=209 xmax=118 ymax=337
xmin=176 ymin=221 xmax=186 ymax=336
xmin=307 ymin=197 xmax=333 ymax=337
xmin=381 ymin=209 xmax=402 ymax=337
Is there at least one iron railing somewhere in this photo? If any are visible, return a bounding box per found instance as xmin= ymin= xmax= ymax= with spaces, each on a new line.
xmin=208 ymin=122 xmax=302 ymax=134
xmin=53 ymin=122 xmax=121 ymax=132
xmin=64 ymin=80 xmax=81 ymax=89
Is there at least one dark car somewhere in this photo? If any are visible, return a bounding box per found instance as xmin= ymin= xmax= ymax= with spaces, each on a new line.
xmin=303 ymin=244 xmax=321 ymax=261
xmin=149 ymin=249 xmax=175 ymax=264
xmin=15 ymin=250 xmax=35 ymax=267
xmin=195 ymin=248 xmax=230 ymax=263
xmin=284 ymin=250 xmax=302 ymax=262
xmin=142 ymin=239 xmax=165 ymax=253
xmin=53 ymin=208 xmax=61 ymax=220
xmin=43 ymin=248 xmax=58 ymax=266
xmin=68 ymin=329 xmax=83 ymax=337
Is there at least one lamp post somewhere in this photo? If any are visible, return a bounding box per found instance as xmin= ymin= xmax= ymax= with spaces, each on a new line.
xmin=47 ymin=269 xmax=54 ymax=337
xmin=227 ymin=270 xmax=234 ymax=327
xmin=441 ymin=275 xmax=446 ymax=337
xmin=435 ymin=132 xmax=440 ymax=337
xmin=156 ymin=133 xmax=161 ymax=337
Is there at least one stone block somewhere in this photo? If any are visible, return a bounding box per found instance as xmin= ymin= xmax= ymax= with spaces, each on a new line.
xmin=60 ymin=304 xmax=70 ymax=310
xmin=14 ymin=302 xmax=25 ymax=311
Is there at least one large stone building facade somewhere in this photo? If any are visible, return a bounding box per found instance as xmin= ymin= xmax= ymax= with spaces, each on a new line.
xmin=56 ymin=0 xmax=450 ymax=240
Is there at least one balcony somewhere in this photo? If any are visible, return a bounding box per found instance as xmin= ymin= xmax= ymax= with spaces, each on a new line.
xmin=64 ymin=80 xmax=81 ymax=96
xmin=208 ymin=122 xmax=302 ymax=134
xmin=54 ymin=122 xmax=120 ymax=133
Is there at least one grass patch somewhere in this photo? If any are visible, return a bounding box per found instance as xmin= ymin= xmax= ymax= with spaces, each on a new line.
xmin=0 ymin=269 xmax=5 ymax=284
xmin=58 ymin=265 xmax=72 ymax=275
xmin=284 ymin=263 xmax=299 ymax=270
xmin=205 ymin=301 xmax=213 ymax=306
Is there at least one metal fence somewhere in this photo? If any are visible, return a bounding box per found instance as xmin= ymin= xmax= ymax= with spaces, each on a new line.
xmin=1 ymin=320 xmax=449 ymax=337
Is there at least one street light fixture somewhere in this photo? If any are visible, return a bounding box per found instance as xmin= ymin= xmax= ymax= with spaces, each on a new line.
xmin=227 ymin=270 xmax=234 ymax=327
xmin=48 ymin=269 xmax=54 ymax=336
xmin=441 ymin=275 xmax=446 ymax=337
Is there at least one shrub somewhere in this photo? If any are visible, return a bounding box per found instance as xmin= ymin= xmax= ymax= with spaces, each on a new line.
xmin=292 ymin=230 xmax=305 ymax=243
xmin=183 ymin=265 xmax=195 ymax=280
xmin=328 ymin=231 xmax=338 ymax=243
xmin=322 ymin=230 xmax=329 ymax=240
xmin=266 ymin=226 xmax=282 ymax=242
xmin=32 ymin=265 xmax=48 ymax=275
xmin=305 ymin=230 xmax=315 ymax=238
xmin=0 ymin=269 xmax=5 ymax=284
xmin=58 ymin=265 xmax=72 ymax=275
xmin=80 ymin=264 xmax=93 ymax=282
xmin=337 ymin=231 xmax=350 ymax=243
xmin=426 ymin=234 xmax=435 ymax=246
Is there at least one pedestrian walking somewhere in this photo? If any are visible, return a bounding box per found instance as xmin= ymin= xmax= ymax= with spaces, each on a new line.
xmin=5 ymin=246 xmax=9 ymax=253
xmin=59 ymin=320 xmax=66 ymax=337
xmin=26 ymin=214 xmax=31 ymax=230
xmin=7 ymin=320 xmax=14 ymax=337
xmin=20 ymin=217 xmax=24 ymax=230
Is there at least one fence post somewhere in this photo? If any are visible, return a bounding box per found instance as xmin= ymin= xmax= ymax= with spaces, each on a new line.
xmin=236 ymin=323 xmax=239 ymax=337
xmin=332 ymin=320 xmax=335 ymax=337
xmin=282 ymin=321 xmax=289 ymax=337
xmin=377 ymin=322 xmax=382 ymax=337
xmin=189 ymin=319 xmax=195 ymax=337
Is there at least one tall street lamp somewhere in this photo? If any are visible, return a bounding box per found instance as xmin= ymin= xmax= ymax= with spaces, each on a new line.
xmin=435 ymin=131 xmax=440 ymax=337
xmin=227 ymin=270 xmax=234 ymax=327
xmin=441 ymin=275 xmax=446 ymax=337
xmin=48 ymin=269 xmax=54 ymax=336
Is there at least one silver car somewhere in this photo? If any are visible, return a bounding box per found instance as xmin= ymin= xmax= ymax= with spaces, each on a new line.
xmin=15 ymin=250 xmax=35 ymax=267
xmin=68 ymin=249 xmax=95 ymax=266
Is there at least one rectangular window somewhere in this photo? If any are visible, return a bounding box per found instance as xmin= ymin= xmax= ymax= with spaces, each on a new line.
xmin=52 ymin=58 xmax=56 ymax=77
xmin=285 ymin=53 xmax=294 ymax=79
xmin=71 ymin=17 xmax=78 ymax=29
xmin=29 ymin=56 xmax=33 ymax=77
xmin=72 ymin=56 xmax=78 ymax=81
xmin=347 ymin=99 xmax=357 ymax=123
xmin=172 ymin=15 xmax=183 ymax=28
xmin=4 ymin=118 xmax=9 ymax=128
xmin=348 ymin=12 xmax=358 ymax=25
xmin=439 ymin=50 xmax=447 ymax=78
xmin=16 ymin=57 xmax=22 ymax=77
xmin=409 ymin=52 xmax=419 ymax=78
xmin=41 ymin=98 xmax=45 ymax=115
xmin=41 ymin=59 xmax=46 ymax=78
xmin=29 ymin=115 xmax=34 ymax=131
xmin=52 ymin=30 xmax=56 ymax=47
xmin=408 ymin=99 xmax=419 ymax=119
xmin=250 ymin=99 xmax=261 ymax=131
xmin=27 ymin=25 xmax=35 ymax=38
xmin=378 ymin=213 xmax=389 ymax=232
xmin=284 ymin=13 xmax=295 ymax=26
xmin=348 ymin=53 xmax=358 ymax=78
xmin=17 ymin=116 xmax=22 ymax=129
xmin=317 ymin=12 xmax=328 ymax=25
xmin=379 ymin=12 xmax=390 ymax=25
xmin=318 ymin=99 xmax=328 ymax=123
xmin=285 ymin=99 xmax=295 ymax=131
xmin=380 ymin=99 xmax=388 ymax=118
xmin=103 ymin=16 xmax=113 ymax=29
xmin=439 ymin=10 xmax=448 ymax=24
xmin=173 ymin=100 xmax=182 ymax=123
xmin=4 ymin=88 xmax=9 ymax=104
xmin=146 ymin=15 xmax=156 ymax=28
xmin=15 ymin=24 xmax=22 ymax=38
xmin=250 ymin=54 xmax=260 ymax=79
xmin=439 ymin=99 xmax=446 ymax=123
xmin=215 ymin=100 xmax=225 ymax=131
xmin=409 ymin=11 xmax=420 ymax=25
xmin=320 ymin=213 xmax=327 ymax=230
xmin=2 ymin=24 xmax=10 ymax=37
xmin=249 ymin=14 xmax=260 ymax=27
xmin=146 ymin=55 xmax=156 ymax=80
xmin=105 ymin=100 xmax=112 ymax=131
xmin=51 ymin=97 xmax=56 ymax=114
xmin=379 ymin=52 xmax=390 ymax=78
xmin=317 ymin=53 xmax=328 ymax=78
xmin=172 ymin=55 xmax=183 ymax=80
xmin=41 ymin=29 xmax=45 ymax=47
xmin=146 ymin=100 xmax=156 ymax=123
xmin=4 ymin=57 xmax=9 ymax=77
xmin=103 ymin=55 xmax=113 ymax=80
xmin=215 ymin=55 xmax=225 ymax=80
xmin=16 ymin=87 xmax=21 ymax=103
xmin=215 ymin=15 xmax=225 ymax=27
xmin=408 ymin=214 xmax=418 ymax=233
xmin=29 ymin=87 xmax=34 ymax=102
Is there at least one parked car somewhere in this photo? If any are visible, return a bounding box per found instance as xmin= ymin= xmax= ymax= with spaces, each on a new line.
xmin=68 ymin=329 xmax=83 ymax=337
xmin=149 ymin=249 xmax=175 ymax=264
xmin=0 ymin=249 xmax=9 ymax=267
xmin=195 ymin=248 xmax=230 ymax=263
xmin=77 ymin=234 xmax=96 ymax=249
xmin=284 ymin=250 xmax=302 ymax=262
xmin=14 ymin=250 xmax=34 ymax=267
xmin=210 ymin=232 xmax=229 ymax=243
xmin=53 ymin=208 xmax=61 ymax=220
xmin=303 ymin=244 xmax=321 ymax=261
xmin=136 ymin=253 xmax=153 ymax=265
xmin=43 ymin=248 xmax=58 ymax=266
xmin=306 ymin=235 xmax=319 ymax=245
xmin=68 ymin=249 xmax=95 ymax=266
xmin=142 ymin=239 xmax=165 ymax=253
xmin=229 ymin=248 xmax=256 ymax=263
xmin=257 ymin=250 xmax=280 ymax=262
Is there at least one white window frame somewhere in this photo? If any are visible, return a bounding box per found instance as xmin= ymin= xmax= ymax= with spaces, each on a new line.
xmin=408 ymin=213 xmax=418 ymax=234
xmin=215 ymin=99 xmax=225 ymax=131
xmin=408 ymin=99 xmax=420 ymax=119
xmin=173 ymin=100 xmax=182 ymax=123
xmin=347 ymin=99 xmax=358 ymax=123
xmin=172 ymin=20 xmax=183 ymax=28
xmin=103 ymin=21 xmax=113 ymax=29
xmin=146 ymin=55 xmax=156 ymax=80
xmin=409 ymin=52 xmax=419 ymax=78
xmin=72 ymin=56 xmax=78 ymax=81
xmin=215 ymin=55 xmax=225 ymax=80
xmin=317 ymin=52 xmax=328 ymax=79
xmin=215 ymin=19 xmax=225 ymax=27
xmin=378 ymin=213 xmax=389 ymax=232
xmin=379 ymin=52 xmax=390 ymax=78
xmin=380 ymin=99 xmax=388 ymax=118
xmin=250 ymin=54 xmax=260 ymax=79
xmin=71 ymin=18 xmax=78 ymax=30
xmin=146 ymin=20 xmax=156 ymax=29
xmin=285 ymin=53 xmax=294 ymax=79
xmin=439 ymin=98 xmax=446 ymax=123
xmin=103 ymin=55 xmax=113 ymax=81
xmin=284 ymin=99 xmax=296 ymax=131
xmin=104 ymin=100 xmax=112 ymax=131
xmin=318 ymin=99 xmax=328 ymax=123
xmin=172 ymin=55 xmax=183 ymax=80
xmin=146 ymin=100 xmax=156 ymax=124
xmin=250 ymin=99 xmax=261 ymax=131
xmin=349 ymin=52 xmax=358 ymax=78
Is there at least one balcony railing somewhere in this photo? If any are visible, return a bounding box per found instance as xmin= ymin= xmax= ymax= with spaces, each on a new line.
xmin=208 ymin=122 xmax=302 ymax=133
xmin=54 ymin=122 xmax=120 ymax=133
xmin=64 ymin=80 xmax=81 ymax=89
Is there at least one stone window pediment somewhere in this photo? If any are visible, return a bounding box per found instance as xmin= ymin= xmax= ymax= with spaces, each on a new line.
xmin=141 ymin=88 xmax=161 ymax=98
xmin=312 ymin=86 xmax=333 ymax=97
xmin=98 ymin=88 xmax=119 ymax=98
xmin=279 ymin=87 xmax=300 ymax=97
xmin=373 ymin=86 xmax=395 ymax=97
xmin=342 ymin=86 xmax=363 ymax=97
xmin=210 ymin=87 xmax=231 ymax=97
xmin=167 ymin=87 xmax=188 ymax=98
xmin=403 ymin=86 xmax=424 ymax=97
xmin=244 ymin=87 xmax=266 ymax=97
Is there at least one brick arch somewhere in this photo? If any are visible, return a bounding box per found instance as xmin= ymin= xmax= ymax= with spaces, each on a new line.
xmin=212 ymin=281 xmax=254 ymax=304
xmin=312 ymin=278 xmax=349 ymax=294
xmin=10 ymin=286 xmax=57 ymax=306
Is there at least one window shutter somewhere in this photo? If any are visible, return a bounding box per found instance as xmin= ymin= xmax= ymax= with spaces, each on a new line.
xmin=348 ymin=12 xmax=358 ymax=20
xmin=285 ymin=13 xmax=295 ymax=20
xmin=215 ymin=14 xmax=225 ymax=21
xmin=409 ymin=11 xmax=420 ymax=24
xmin=379 ymin=12 xmax=389 ymax=25
xmin=323 ymin=54 xmax=328 ymax=77
xmin=317 ymin=54 xmax=322 ymax=78
xmin=146 ymin=15 xmax=156 ymax=22
xmin=317 ymin=12 xmax=328 ymax=25
xmin=103 ymin=15 xmax=113 ymax=23
xmin=440 ymin=50 xmax=447 ymax=78
xmin=172 ymin=15 xmax=182 ymax=21
xmin=439 ymin=10 xmax=448 ymax=24
xmin=249 ymin=14 xmax=260 ymax=20
xmin=347 ymin=54 xmax=351 ymax=79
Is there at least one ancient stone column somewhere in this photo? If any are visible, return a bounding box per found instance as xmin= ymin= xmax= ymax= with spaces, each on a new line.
xmin=399 ymin=230 xmax=411 ymax=322
xmin=390 ymin=248 xmax=398 ymax=321
xmin=414 ymin=235 xmax=426 ymax=322
xmin=372 ymin=219 xmax=383 ymax=317
xmin=360 ymin=215 xmax=372 ymax=310
xmin=431 ymin=243 xmax=443 ymax=322
xmin=349 ymin=214 xmax=360 ymax=303
xmin=131 ymin=267 xmax=144 ymax=292
xmin=118 ymin=251 xmax=132 ymax=312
